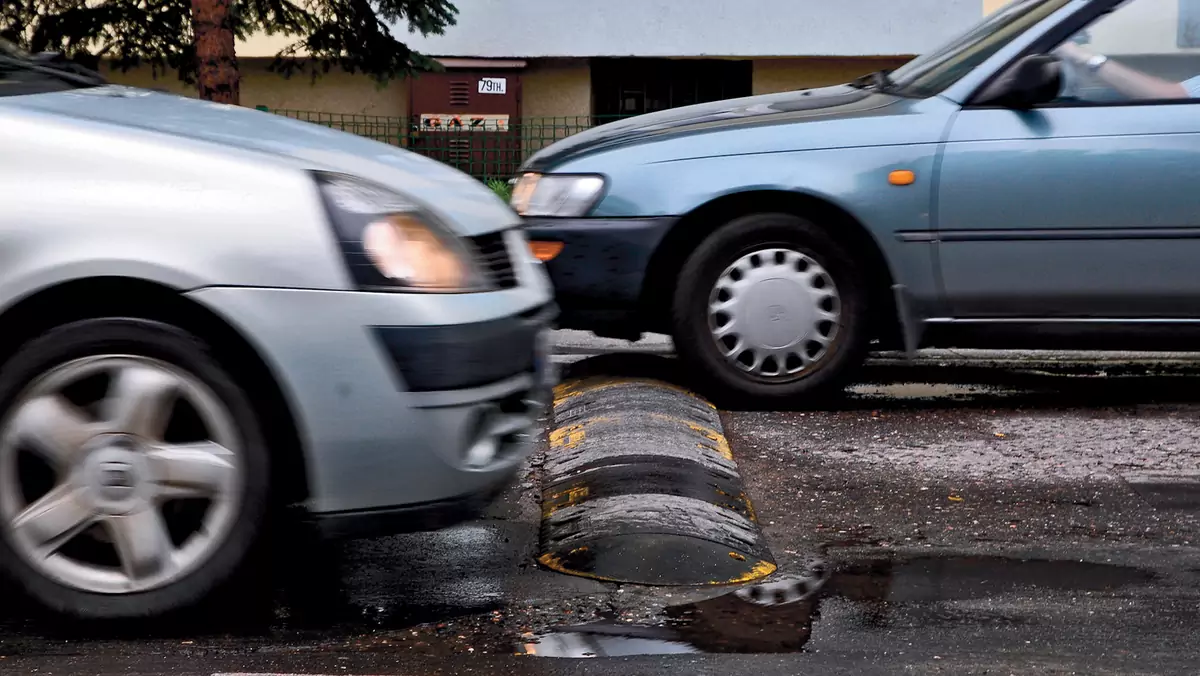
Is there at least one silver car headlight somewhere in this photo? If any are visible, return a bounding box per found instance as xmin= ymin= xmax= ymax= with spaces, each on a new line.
xmin=314 ymin=172 xmax=490 ymax=293
xmin=510 ymin=173 xmax=606 ymax=218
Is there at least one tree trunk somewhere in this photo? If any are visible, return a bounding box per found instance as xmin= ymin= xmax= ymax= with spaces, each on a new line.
xmin=190 ymin=0 xmax=240 ymax=104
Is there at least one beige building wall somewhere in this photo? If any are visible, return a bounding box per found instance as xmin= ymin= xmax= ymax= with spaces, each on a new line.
xmin=103 ymin=59 xmax=409 ymax=117
xmin=102 ymin=64 xmax=194 ymax=97
xmin=751 ymin=56 xmax=915 ymax=95
xmin=512 ymin=55 xmax=920 ymax=117
xmin=519 ymin=58 xmax=592 ymax=119
xmin=102 ymin=53 xmax=929 ymax=120
xmin=983 ymin=0 xmax=1010 ymax=14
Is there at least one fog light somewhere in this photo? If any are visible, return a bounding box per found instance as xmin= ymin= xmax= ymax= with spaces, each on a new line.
xmin=464 ymin=434 xmax=501 ymax=468
xmin=463 ymin=407 xmax=533 ymax=469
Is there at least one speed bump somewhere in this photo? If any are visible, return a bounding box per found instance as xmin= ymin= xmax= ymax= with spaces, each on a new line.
xmin=537 ymin=376 xmax=776 ymax=586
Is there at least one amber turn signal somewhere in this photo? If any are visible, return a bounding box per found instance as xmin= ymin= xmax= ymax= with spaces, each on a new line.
xmin=530 ymin=241 xmax=564 ymax=261
xmin=888 ymin=170 xmax=916 ymax=186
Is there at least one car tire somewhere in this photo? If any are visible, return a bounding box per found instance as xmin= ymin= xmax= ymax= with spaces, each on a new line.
xmin=671 ymin=212 xmax=871 ymax=405
xmin=0 ymin=318 xmax=270 ymax=619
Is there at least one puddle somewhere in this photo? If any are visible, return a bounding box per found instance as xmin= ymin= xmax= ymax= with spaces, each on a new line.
xmin=829 ymin=555 xmax=1154 ymax=603
xmin=1121 ymin=471 xmax=1200 ymax=510
xmin=520 ymin=555 xmax=1155 ymax=658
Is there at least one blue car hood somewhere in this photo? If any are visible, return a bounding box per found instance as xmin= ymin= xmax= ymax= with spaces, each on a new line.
xmin=2 ymin=85 xmax=517 ymax=235
xmin=521 ymin=84 xmax=900 ymax=172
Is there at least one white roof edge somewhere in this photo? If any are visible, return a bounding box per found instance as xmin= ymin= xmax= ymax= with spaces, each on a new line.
xmin=394 ymin=0 xmax=982 ymax=60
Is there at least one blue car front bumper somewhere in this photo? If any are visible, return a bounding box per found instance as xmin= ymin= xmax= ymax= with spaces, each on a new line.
xmin=521 ymin=216 xmax=677 ymax=335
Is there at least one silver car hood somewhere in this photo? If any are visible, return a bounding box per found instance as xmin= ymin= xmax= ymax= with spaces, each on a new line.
xmin=3 ymin=85 xmax=518 ymax=236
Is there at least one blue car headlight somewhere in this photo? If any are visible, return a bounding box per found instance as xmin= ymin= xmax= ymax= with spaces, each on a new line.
xmin=510 ymin=173 xmax=606 ymax=218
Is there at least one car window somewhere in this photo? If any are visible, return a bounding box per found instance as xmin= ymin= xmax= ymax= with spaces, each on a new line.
xmin=1052 ymin=0 xmax=1200 ymax=103
xmin=888 ymin=0 xmax=1072 ymax=98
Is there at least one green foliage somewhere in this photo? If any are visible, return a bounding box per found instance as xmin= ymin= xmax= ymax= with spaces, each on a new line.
xmin=0 ymin=0 xmax=458 ymax=86
xmin=486 ymin=178 xmax=513 ymax=203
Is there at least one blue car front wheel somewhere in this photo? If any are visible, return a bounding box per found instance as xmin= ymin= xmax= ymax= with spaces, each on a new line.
xmin=670 ymin=212 xmax=871 ymax=405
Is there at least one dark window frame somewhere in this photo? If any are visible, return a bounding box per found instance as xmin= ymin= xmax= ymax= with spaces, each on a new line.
xmin=589 ymin=57 xmax=753 ymax=120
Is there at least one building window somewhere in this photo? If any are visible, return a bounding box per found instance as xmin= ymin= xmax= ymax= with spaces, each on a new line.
xmin=590 ymin=58 xmax=753 ymax=119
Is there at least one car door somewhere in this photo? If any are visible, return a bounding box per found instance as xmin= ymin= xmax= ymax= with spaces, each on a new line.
xmin=935 ymin=0 xmax=1200 ymax=319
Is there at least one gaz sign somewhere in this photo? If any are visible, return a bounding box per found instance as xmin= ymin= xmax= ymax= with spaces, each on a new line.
xmin=419 ymin=113 xmax=510 ymax=131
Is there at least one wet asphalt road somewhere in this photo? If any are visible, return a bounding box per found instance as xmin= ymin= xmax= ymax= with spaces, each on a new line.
xmin=4 ymin=333 xmax=1200 ymax=675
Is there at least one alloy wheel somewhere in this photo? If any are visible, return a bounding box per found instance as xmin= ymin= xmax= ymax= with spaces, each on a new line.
xmin=0 ymin=355 xmax=243 ymax=595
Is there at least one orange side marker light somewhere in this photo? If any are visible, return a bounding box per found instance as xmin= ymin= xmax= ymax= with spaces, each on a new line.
xmin=530 ymin=241 xmax=564 ymax=261
xmin=889 ymin=170 xmax=916 ymax=186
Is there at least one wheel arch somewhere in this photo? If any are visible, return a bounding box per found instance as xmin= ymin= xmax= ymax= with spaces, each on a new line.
xmin=639 ymin=189 xmax=903 ymax=348
xmin=0 ymin=276 xmax=309 ymax=507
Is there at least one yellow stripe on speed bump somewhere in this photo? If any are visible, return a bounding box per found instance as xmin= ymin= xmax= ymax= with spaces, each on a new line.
xmin=537 ymin=377 xmax=776 ymax=587
xmin=553 ymin=376 xmax=716 ymax=409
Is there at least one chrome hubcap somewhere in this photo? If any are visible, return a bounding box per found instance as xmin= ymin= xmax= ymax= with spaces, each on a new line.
xmin=708 ymin=248 xmax=841 ymax=379
xmin=0 ymin=356 xmax=243 ymax=594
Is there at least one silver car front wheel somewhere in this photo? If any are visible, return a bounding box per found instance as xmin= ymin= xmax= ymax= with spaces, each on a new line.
xmin=0 ymin=319 xmax=269 ymax=619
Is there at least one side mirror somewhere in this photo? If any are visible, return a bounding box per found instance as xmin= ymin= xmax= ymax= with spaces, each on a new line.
xmin=972 ymin=54 xmax=1062 ymax=109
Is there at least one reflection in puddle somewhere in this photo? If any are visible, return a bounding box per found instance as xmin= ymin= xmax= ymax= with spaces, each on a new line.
xmin=521 ymin=555 xmax=1154 ymax=658
xmin=523 ymin=627 xmax=700 ymax=658
xmin=522 ymin=564 xmax=829 ymax=657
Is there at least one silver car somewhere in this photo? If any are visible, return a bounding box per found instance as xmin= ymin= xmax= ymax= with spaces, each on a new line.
xmin=0 ymin=49 xmax=554 ymax=619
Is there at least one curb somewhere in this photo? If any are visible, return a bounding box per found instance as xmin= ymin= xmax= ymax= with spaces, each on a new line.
xmin=537 ymin=376 xmax=776 ymax=586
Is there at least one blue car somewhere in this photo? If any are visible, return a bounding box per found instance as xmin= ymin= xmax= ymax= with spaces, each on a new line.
xmin=514 ymin=0 xmax=1200 ymax=403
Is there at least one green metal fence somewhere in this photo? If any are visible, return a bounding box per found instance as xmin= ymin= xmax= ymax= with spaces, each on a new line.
xmin=259 ymin=107 xmax=630 ymax=182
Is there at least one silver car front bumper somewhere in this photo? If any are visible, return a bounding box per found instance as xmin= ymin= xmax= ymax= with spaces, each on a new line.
xmin=186 ymin=284 xmax=555 ymax=533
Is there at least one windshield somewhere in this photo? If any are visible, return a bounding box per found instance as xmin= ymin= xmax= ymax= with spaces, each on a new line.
xmin=0 ymin=38 xmax=30 ymax=59
xmin=0 ymin=38 xmax=105 ymax=95
xmin=888 ymin=0 xmax=1074 ymax=98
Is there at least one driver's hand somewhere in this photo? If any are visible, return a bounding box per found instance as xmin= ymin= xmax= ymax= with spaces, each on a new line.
xmin=1054 ymin=41 xmax=1091 ymax=66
